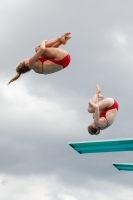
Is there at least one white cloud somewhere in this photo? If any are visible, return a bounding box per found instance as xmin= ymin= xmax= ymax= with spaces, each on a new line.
xmin=0 ymin=174 xmax=133 ymax=200
xmin=113 ymin=32 xmax=127 ymax=46
xmin=58 ymin=193 xmax=77 ymax=200
xmin=0 ymin=79 xmax=81 ymax=137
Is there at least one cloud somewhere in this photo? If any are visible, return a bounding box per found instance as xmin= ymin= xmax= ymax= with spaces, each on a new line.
xmin=1 ymin=0 xmax=133 ymax=199
xmin=58 ymin=193 xmax=77 ymax=200
xmin=0 ymin=173 xmax=133 ymax=200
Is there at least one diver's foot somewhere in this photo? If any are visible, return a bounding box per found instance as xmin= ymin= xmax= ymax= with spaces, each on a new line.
xmin=65 ymin=36 xmax=71 ymax=42
xmin=60 ymin=32 xmax=71 ymax=45
xmin=62 ymin=32 xmax=71 ymax=37
xmin=96 ymin=85 xmax=101 ymax=94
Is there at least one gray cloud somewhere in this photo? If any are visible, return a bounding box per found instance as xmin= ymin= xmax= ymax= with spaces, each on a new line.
xmin=1 ymin=0 xmax=133 ymax=199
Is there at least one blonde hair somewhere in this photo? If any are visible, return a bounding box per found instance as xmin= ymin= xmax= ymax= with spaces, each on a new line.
xmin=88 ymin=125 xmax=100 ymax=135
xmin=8 ymin=62 xmax=31 ymax=85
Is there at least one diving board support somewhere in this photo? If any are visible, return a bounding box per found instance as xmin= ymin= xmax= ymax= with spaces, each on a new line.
xmin=113 ymin=163 xmax=133 ymax=171
xmin=69 ymin=138 xmax=133 ymax=154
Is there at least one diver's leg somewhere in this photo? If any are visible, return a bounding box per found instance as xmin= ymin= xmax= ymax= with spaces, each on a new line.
xmin=88 ymin=85 xmax=101 ymax=113
xmin=35 ymin=32 xmax=71 ymax=51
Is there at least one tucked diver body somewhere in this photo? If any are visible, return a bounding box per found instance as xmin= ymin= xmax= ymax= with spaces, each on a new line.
xmin=8 ymin=32 xmax=71 ymax=84
xmin=35 ymin=55 xmax=70 ymax=74
xmin=87 ymin=85 xmax=118 ymax=135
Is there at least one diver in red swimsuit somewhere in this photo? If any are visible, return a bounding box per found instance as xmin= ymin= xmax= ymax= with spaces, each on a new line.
xmin=8 ymin=32 xmax=71 ymax=85
xmin=36 ymin=54 xmax=70 ymax=74
xmin=87 ymin=85 xmax=119 ymax=135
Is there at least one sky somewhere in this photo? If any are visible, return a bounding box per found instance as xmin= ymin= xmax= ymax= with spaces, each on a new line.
xmin=1 ymin=0 xmax=133 ymax=199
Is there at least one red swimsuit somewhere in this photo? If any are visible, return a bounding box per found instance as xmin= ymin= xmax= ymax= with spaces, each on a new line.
xmin=36 ymin=54 xmax=71 ymax=74
xmin=100 ymin=99 xmax=119 ymax=130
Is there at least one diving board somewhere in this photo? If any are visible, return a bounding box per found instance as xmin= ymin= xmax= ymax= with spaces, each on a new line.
xmin=69 ymin=138 xmax=133 ymax=154
xmin=113 ymin=163 xmax=133 ymax=171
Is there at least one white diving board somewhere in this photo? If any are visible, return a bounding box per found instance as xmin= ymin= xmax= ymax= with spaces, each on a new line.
xmin=68 ymin=138 xmax=133 ymax=154
xmin=113 ymin=163 xmax=133 ymax=171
